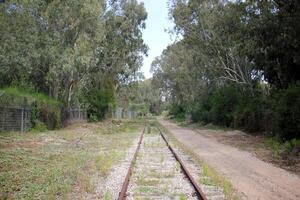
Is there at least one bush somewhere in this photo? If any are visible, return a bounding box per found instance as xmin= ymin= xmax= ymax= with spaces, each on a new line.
xmin=191 ymin=84 xmax=266 ymax=132
xmin=85 ymin=88 xmax=115 ymax=120
xmin=170 ymin=82 xmax=299 ymax=141
xmin=189 ymin=85 xmax=244 ymax=127
xmin=266 ymin=137 xmax=300 ymax=157
xmin=208 ymin=85 xmax=240 ymax=127
xmin=31 ymin=120 xmax=47 ymax=132
xmin=169 ymin=103 xmax=185 ymax=119
xmin=0 ymin=87 xmax=62 ymax=130
xmin=88 ymin=114 xmax=98 ymax=122
xmin=233 ymin=88 xmax=265 ymax=132
xmin=271 ymin=84 xmax=300 ymax=140
xmin=282 ymin=139 xmax=300 ymax=156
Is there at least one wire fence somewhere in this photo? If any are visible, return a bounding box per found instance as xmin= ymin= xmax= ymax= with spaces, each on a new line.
xmin=0 ymin=107 xmax=31 ymax=132
xmin=113 ymin=107 xmax=137 ymax=119
xmin=0 ymin=106 xmax=87 ymax=132
xmin=68 ymin=108 xmax=87 ymax=122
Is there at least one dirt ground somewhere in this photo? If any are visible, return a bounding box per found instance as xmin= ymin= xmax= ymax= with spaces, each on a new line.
xmin=159 ymin=119 xmax=300 ymax=200
xmin=194 ymin=128 xmax=300 ymax=176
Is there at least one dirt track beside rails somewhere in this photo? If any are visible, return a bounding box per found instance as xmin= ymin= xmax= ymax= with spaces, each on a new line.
xmin=159 ymin=119 xmax=300 ymax=200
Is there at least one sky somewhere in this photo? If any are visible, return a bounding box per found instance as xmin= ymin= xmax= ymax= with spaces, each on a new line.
xmin=138 ymin=0 xmax=174 ymax=78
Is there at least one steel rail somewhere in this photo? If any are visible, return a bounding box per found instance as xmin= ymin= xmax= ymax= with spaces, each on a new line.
xmin=118 ymin=125 xmax=146 ymax=200
xmin=118 ymin=124 xmax=208 ymax=200
xmin=157 ymin=127 xmax=208 ymax=200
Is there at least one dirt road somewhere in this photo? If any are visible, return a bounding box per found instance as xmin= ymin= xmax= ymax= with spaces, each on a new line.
xmin=159 ymin=119 xmax=300 ymax=200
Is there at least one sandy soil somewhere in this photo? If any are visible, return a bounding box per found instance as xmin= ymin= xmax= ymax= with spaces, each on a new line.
xmin=194 ymin=128 xmax=300 ymax=176
xmin=159 ymin=119 xmax=300 ymax=200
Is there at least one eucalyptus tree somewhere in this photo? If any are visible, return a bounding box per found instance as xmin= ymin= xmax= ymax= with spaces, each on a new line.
xmin=82 ymin=0 xmax=148 ymax=118
xmin=43 ymin=0 xmax=106 ymax=106
xmin=169 ymin=0 xmax=255 ymax=86
xmin=0 ymin=0 xmax=148 ymax=115
xmin=0 ymin=1 xmax=46 ymax=88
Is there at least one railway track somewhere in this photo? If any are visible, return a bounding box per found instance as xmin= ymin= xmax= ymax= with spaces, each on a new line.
xmin=117 ymin=124 xmax=212 ymax=200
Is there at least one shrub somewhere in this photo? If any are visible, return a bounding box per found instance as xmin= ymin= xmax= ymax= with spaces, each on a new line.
xmin=0 ymin=87 xmax=62 ymax=130
xmin=208 ymin=85 xmax=240 ymax=127
xmin=271 ymin=84 xmax=300 ymax=140
xmin=168 ymin=103 xmax=185 ymax=119
xmin=31 ymin=120 xmax=47 ymax=132
xmin=233 ymin=88 xmax=265 ymax=132
xmin=191 ymin=84 xmax=266 ymax=132
xmin=85 ymin=88 xmax=115 ymax=120
xmin=88 ymin=114 xmax=98 ymax=122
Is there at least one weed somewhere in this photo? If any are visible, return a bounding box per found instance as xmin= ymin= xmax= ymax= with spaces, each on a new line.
xmin=265 ymin=137 xmax=281 ymax=156
xmin=30 ymin=120 xmax=47 ymax=133
xmin=266 ymin=137 xmax=300 ymax=158
xmin=179 ymin=194 xmax=188 ymax=200
xmin=103 ymin=192 xmax=113 ymax=200
xmin=96 ymin=151 xmax=125 ymax=176
xmin=0 ymin=120 xmax=141 ymax=198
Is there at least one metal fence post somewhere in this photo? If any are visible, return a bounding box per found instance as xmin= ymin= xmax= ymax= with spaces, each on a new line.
xmin=21 ymin=108 xmax=24 ymax=133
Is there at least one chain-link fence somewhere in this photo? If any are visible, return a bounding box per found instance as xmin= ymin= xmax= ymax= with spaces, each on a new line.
xmin=68 ymin=108 xmax=87 ymax=122
xmin=0 ymin=106 xmax=87 ymax=132
xmin=0 ymin=107 xmax=31 ymax=132
xmin=113 ymin=107 xmax=137 ymax=119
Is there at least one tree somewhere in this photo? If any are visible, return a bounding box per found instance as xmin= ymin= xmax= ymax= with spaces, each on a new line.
xmin=0 ymin=0 xmax=148 ymax=120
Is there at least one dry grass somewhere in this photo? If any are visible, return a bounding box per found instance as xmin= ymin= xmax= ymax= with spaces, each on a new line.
xmin=0 ymin=120 xmax=141 ymax=199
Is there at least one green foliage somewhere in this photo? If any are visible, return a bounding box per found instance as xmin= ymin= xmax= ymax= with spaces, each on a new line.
xmin=0 ymin=0 xmax=147 ymax=118
xmin=88 ymin=114 xmax=98 ymax=122
xmin=169 ymin=103 xmax=185 ymax=119
xmin=226 ymin=1 xmax=300 ymax=88
xmin=31 ymin=120 xmax=47 ymax=133
xmin=233 ymin=88 xmax=266 ymax=132
xmin=0 ymin=87 xmax=62 ymax=107
xmin=271 ymin=84 xmax=300 ymax=140
xmin=152 ymin=0 xmax=300 ymax=141
xmin=188 ymin=83 xmax=299 ymax=139
xmin=282 ymin=139 xmax=300 ymax=156
xmin=85 ymin=88 xmax=115 ymax=120
xmin=266 ymin=137 xmax=300 ymax=157
xmin=208 ymin=85 xmax=240 ymax=127
xmin=0 ymin=87 xmax=62 ymax=130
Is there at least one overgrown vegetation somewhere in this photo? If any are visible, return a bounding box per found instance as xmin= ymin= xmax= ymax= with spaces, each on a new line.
xmin=0 ymin=0 xmax=148 ymax=121
xmin=0 ymin=87 xmax=62 ymax=130
xmin=151 ymin=0 xmax=300 ymax=143
xmin=0 ymin=121 xmax=141 ymax=199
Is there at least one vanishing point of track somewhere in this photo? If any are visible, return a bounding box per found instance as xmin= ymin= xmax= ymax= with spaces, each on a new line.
xmin=117 ymin=124 xmax=208 ymax=200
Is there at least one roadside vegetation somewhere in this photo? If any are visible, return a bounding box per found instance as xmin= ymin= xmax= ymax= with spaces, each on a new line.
xmin=151 ymin=1 xmax=300 ymax=159
xmin=0 ymin=120 xmax=141 ymax=199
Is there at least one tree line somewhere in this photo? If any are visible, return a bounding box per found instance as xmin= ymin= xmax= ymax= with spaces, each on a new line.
xmin=151 ymin=0 xmax=300 ymax=141
xmin=0 ymin=0 xmax=147 ymax=128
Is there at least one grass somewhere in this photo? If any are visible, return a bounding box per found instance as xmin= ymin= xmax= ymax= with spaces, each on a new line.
xmin=95 ymin=151 xmax=125 ymax=176
xmin=200 ymin=163 xmax=234 ymax=198
xmin=103 ymin=192 xmax=113 ymax=200
xmin=0 ymin=120 xmax=141 ymax=199
xmin=155 ymin=121 xmax=239 ymax=200
xmin=179 ymin=194 xmax=188 ymax=200
xmin=0 ymin=87 xmax=62 ymax=107
xmin=182 ymin=121 xmax=235 ymax=132
xmin=265 ymin=137 xmax=300 ymax=158
xmin=137 ymin=177 xmax=160 ymax=186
